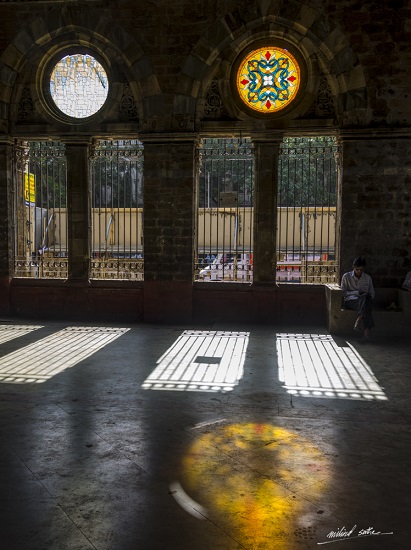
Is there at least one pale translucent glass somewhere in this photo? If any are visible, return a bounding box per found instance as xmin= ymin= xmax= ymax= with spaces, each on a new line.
xmin=50 ymin=54 xmax=109 ymax=118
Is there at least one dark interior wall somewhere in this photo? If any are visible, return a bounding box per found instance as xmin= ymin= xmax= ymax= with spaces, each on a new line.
xmin=192 ymin=283 xmax=327 ymax=326
xmin=340 ymin=135 xmax=411 ymax=286
xmin=0 ymin=0 xmax=410 ymax=323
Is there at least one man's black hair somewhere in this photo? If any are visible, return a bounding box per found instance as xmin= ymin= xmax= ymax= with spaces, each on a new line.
xmin=353 ymin=257 xmax=366 ymax=267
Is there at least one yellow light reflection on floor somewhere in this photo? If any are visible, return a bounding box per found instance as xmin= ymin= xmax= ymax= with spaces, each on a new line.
xmin=179 ymin=423 xmax=330 ymax=546
xmin=142 ymin=330 xmax=249 ymax=392
xmin=0 ymin=326 xmax=129 ymax=384
xmin=277 ymin=333 xmax=387 ymax=400
xmin=0 ymin=324 xmax=43 ymax=345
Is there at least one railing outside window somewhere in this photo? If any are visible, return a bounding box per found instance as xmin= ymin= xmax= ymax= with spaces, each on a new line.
xmin=277 ymin=136 xmax=340 ymax=284
xmin=14 ymin=141 xmax=68 ymax=278
xmin=195 ymin=137 xmax=254 ymax=282
xmin=196 ymin=135 xmax=340 ymax=284
xmin=90 ymin=140 xmax=144 ymax=280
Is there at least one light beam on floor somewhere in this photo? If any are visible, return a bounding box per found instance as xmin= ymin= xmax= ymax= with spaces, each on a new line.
xmin=179 ymin=423 xmax=331 ymax=543
xmin=0 ymin=324 xmax=43 ymax=345
xmin=277 ymin=333 xmax=387 ymax=400
xmin=142 ymin=330 xmax=249 ymax=392
xmin=0 ymin=326 xmax=129 ymax=384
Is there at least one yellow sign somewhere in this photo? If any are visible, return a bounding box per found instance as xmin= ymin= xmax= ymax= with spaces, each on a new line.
xmin=24 ymin=173 xmax=35 ymax=204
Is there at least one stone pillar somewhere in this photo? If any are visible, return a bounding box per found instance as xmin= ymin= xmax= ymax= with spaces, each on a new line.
xmin=339 ymin=131 xmax=411 ymax=286
xmin=251 ymin=136 xmax=282 ymax=282
xmin=64 ymin=139 xmax=91 ymax=281
xmin=0 ymin=139 xmax=14 ymax=314
xmin=141 ymin=134 xmax=197 ymax=323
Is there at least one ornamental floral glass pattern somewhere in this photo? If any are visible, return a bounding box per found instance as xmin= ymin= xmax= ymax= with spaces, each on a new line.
xmin=50 ymin=54 xmax=109 ymax=118
xmin=236 ymin=47 xmax=300 ymax=113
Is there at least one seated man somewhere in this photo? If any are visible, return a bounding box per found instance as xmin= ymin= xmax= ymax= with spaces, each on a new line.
xmin=341 ymin=257 xmax=375 ymax=338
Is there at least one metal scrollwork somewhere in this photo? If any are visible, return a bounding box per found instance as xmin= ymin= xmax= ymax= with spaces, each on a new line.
xmin=90 ymin=258 xmax=144 ymax=280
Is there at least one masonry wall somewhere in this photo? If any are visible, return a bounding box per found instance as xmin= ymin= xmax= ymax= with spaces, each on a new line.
xmin=0 ymin=0 xmax=410 ymax=324
xmin=340 ymin=136 xmax=411 ymax=285
xmin=142 ymin=139 xmax=195 ymax=323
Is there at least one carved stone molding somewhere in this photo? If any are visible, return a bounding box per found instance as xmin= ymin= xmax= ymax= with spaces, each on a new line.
xmin=17 ymin=85 xmax=41 ymax=123
xmin=304 ymin=75 xmax=335 ymax=119
xmin=203 ymin=80 xmax=223 ymax=120
xmin=119 ymin=83 xmax=139 ymax=122
xmin=315 ymin=76 xmax=335 ymax=118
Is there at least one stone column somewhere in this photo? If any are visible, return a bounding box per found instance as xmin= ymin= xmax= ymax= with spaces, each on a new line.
xmin=64 ymin=139 xmax=91 ymax=281
xmin=251 ymin=136 xmax=282 ymax=282
xmin=0 ymin=139 xmax=14 ymax=314
xmin=339 ymin=130 xmax=411 ymax=287
xmin=141 ymin=134 xmax=197 ymax=323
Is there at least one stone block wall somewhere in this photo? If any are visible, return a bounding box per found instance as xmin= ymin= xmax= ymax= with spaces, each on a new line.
xmin=0 ymin=0 xmax=409 ymax=323
xmin=340 ymin=135 xmax=411 ymax=286
xmin=142 ymin=139 xmax=196 ymax=282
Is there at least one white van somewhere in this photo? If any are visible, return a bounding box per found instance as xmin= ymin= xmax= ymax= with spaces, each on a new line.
xmin=198 ymin=253 xmax=253 ymax=281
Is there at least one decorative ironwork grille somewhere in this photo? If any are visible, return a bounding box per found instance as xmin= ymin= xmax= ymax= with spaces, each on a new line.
xmin=196 ymin=135 xmax=340 ymax=284
xmin=90 ymin=140 xmax=144 ymax=280
xmin=277 ymin=136 xmax=340 ymax=284
xmin=195 ymin=138 xmax=254 ymax=282
xmin=14 ymin=141 xmax=68 ymax=279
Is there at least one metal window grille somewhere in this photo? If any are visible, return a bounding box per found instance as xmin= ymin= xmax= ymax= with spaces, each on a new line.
xmin=14 ymin=141 xmax=68 ymax=279
xmin=195 ymin=138 xmax=254 ymax=282
xmin=90 ymin=139 xmax=144 ymax=280
xmin=277 ymin=136 xmax=340 ymax=284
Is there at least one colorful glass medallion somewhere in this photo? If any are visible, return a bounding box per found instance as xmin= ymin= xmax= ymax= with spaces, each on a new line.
xmin=50 ymin=54 xmax=109 ymax=118
xmin=236 ymin=47 xmax=300 ymax=114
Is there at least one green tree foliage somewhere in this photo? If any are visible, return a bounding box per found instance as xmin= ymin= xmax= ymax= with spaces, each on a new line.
xmin=278 ymin=136 xmax=338 ymax=208
xmin=198 ymin=138 xmax=254 ymax=207
xmin=92 ymin=140 xmax=144 ymax=208
xmin=199 ymin=136 xmax=339 ymax=209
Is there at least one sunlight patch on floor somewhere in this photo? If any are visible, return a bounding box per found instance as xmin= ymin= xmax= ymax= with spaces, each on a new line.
xmin=142 ymin=330 xmax=249 ymax=392
xmin=0 ymin=324 xmax=43 ymax=345
xmin=277 ymin=333 xmax=387 ymax=400
xmin=0 ymin=326 xmax=129 ymax=384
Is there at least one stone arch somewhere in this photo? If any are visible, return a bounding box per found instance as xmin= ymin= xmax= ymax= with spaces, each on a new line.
xmin=179 ymin=3 xmax=368 ymax=129
xmin=0 ymin=5 xmax=160 ymax=134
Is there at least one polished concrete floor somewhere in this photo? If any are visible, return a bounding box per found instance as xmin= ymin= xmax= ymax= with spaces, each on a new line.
xmin=0 ymin=318 xmax=410 ymax=549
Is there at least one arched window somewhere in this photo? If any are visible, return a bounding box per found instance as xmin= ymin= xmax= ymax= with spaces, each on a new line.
xmin=90 ymin=140 xmax=144 ymax=281
xmin=14 ymin=141 xmax=68 ymax=279
xmin=195 ymin=136 xmax=340 ymax=284
xmin=195 ymin=137 xmax=254 ymax=282
xmin=277 ymin=136 xmax=340 ymax=284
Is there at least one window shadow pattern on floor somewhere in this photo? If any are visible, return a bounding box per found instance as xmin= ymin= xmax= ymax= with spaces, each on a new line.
xmin=0 ymin=326 xmax=129 ymax=384
xmin=0 ymin=324 xmax=43 ymax=345
xmin=142 ymin=330 xmax=249 ymax=392
xmin=277 ymin=333 xmax=387 ymax=400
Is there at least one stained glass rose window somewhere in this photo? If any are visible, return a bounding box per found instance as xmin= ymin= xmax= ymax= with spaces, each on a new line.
xmin=50 ymin=54 xmax=109 ymax=119
xmin=236 ymin=47 xmax=300 ymax=114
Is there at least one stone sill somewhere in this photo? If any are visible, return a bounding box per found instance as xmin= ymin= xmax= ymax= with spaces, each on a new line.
xmin=10 ymin=278 xmax=144 ymax=290
xmin=193 ymin=281 xmax=325 ymax=292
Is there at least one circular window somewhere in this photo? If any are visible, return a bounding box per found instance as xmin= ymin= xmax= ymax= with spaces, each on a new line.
xmin=49 ymin=54 xmax=109 ymax=119
xmin=236 ymin=46 xmax=300 ymax=114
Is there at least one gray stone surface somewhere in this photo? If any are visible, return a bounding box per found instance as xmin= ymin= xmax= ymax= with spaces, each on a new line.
xmin=0 ymin=318 xmax=409 ymax=549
